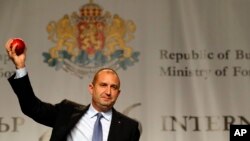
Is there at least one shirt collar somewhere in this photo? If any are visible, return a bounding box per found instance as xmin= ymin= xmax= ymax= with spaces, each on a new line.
xmin=87 ymin=103 xmax=112 ymax=121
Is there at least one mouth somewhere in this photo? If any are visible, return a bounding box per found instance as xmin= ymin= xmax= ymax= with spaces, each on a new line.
xmin=101 ymin=97 xmax=111 ymax=101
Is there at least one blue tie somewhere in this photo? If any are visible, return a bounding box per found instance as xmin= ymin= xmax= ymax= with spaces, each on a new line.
xmin=92 ymin=113 xmax=103 ymax=141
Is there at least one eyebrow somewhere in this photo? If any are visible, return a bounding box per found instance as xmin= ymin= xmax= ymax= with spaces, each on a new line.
xmin=98 ymin=82 xmax=119 ymax=89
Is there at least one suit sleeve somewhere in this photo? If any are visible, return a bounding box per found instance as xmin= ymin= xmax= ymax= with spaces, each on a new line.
xmin=8 ymin=74 xmax=58 ymax=127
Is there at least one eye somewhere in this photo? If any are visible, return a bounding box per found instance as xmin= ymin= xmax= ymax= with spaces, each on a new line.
xmin=99 ymin=83 xmax=107 ymax=87
xmin=111 ymin=85 xmax=119 ymax=90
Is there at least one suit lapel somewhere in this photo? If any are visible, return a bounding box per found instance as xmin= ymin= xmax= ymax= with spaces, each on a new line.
xmin=52 ymin=104 xmax=90 ymax=141
xmin=66 ymin=105 xmax=90 ymax=132
xmin=107 ymin=108 xmax=122 ymax=141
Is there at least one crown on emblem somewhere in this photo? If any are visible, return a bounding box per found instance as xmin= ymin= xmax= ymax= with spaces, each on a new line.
xmin=80 ymin=1 xmax=103 ymax=22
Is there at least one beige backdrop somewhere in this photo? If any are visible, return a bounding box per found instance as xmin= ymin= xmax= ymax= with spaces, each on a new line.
xmin=1 ymin=0 xmax=250 ymax=141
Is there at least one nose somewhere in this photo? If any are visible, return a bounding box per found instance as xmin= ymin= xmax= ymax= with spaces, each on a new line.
xmin=105 ymin=86 xmax=111 ymax=95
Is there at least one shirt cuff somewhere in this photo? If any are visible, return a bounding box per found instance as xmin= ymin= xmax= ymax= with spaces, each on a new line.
xmin=15 ymin=67 xmax=28 ymax=79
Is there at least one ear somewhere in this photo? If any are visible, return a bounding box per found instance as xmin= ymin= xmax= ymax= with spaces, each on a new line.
xmin=88 ymin=83 xmax=94 ymax=95
xmin=117 ymin=89 xmax=121 ymax=96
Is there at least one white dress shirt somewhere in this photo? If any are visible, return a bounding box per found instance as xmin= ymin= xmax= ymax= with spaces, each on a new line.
xmin=67 ymin=104 xmax=112 ymax=141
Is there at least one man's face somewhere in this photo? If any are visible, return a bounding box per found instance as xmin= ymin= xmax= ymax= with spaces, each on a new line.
xmin=89 ymin=70 xmax=120 ymax=112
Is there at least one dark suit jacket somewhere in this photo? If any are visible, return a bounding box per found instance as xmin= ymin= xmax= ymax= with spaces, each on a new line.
xmin=8 ymin=74 xmax=140 ymax=141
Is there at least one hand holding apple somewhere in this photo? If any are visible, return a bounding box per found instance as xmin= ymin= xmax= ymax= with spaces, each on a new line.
xmin=10 ymin=38 xmax=26 ymax=56
xmin=5 ymin=38 xmax=26 ymax=69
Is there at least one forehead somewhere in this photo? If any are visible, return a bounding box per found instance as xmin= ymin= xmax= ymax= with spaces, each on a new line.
xmin=97 ymin=70 xmax=118 ymax=79
xmin=96 ymin=70 xmax=120 ymax=84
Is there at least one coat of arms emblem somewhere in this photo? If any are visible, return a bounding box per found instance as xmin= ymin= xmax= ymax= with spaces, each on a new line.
xmin=43 ymin=0 xmax=140 ymax=78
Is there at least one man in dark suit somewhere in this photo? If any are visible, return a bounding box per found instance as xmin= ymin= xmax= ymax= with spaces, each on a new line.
xmin=5 ymin=38 xmax=140 ymax=141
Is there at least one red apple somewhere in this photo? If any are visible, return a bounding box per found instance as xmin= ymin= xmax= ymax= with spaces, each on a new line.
xmin=10 ymin=38 xmax=26 ymax=55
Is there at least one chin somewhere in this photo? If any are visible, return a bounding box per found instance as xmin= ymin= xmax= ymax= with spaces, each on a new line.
xmin=100 ymin=102 xmax=114 ymax=108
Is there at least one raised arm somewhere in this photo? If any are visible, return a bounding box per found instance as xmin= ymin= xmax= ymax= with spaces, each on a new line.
xmin=5 ymin=38 xmax=57 ymax=127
